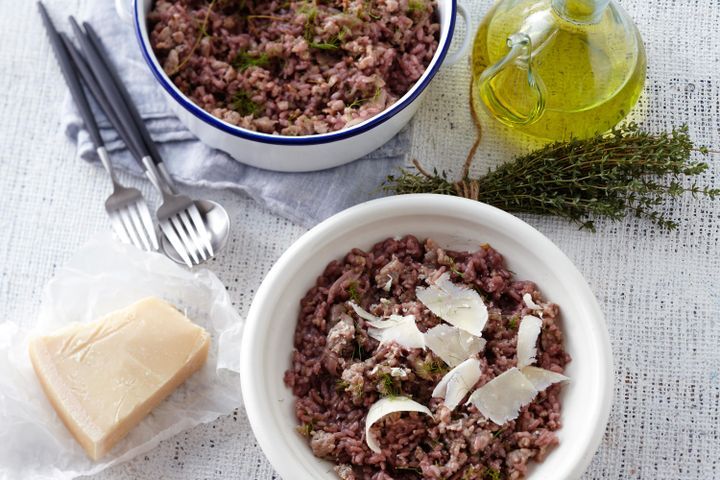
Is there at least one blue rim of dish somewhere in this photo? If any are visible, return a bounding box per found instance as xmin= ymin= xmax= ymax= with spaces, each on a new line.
xmin=133 ymin=0 xmax=458 ymax=146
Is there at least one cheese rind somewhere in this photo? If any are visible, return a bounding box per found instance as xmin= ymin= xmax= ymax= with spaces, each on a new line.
xmin=29 ymin=297 xmax=210 ymax=460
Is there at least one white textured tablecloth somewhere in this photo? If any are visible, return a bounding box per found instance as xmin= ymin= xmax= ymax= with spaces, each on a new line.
xmin=1 ymin=0 xmax=718 ymax=479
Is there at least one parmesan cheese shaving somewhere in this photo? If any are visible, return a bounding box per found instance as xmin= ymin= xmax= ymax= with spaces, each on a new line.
xmin=390 ymin=367 xmax=409 ymax=378
xmin=516 ymin=315 xmax=543 ymax=369
xmin=383 ymin=276 xmax=392 ymax=292
xmin=365 ymin=397 xmax=432 ymax=453
xmin=424 ymin=324 xmax=486 ymax=368
xmin=349 ymin=302 xmax=379 ymax=322
xmin=432 ymin=358 xmax=482 ymax=411
xmin=521 ymin=366 xmax=569 ymax=391
xmin=523 ymin=293 xmax=542 ymax=311
xmin=466 ymin=367 xmax=538 ymax=425
xmin=367 ymin=315 xmax=425 ymax=350
xmin=415 ymin=273 xmax=488 ymax=336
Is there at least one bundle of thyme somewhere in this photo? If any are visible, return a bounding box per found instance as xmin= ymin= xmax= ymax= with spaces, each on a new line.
xmin=383 ymin=124 xmax=718 ymax=231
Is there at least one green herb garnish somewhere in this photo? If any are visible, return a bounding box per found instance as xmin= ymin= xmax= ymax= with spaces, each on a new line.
xmin=301 ymin=4 xmax=319 ymax=42
xmin=383 ymin=124 xmax=719 ymax=231
xmin=407 ymin=0 xmax=426 ymax=14
xmin=348 ymin=281 xmax=362 ymax=303
xmin=416 ymin=358 xmax=448 ymax=378
xmin=378 ymin=372 xmax=400 ymax=397
xmin=347 ymin=86 xmax=383 ymax=109
xmin=448 ymin=259 xmax=465 ymax=277
xmin=231 ymin=51 xmax=270 ymax=71
xmin=335 ymin=379 xmax=350 ymax=392
xmin=296 ymin=421 xmax=314 ymax=437
xmin=507 ymin=315 xmax=519 ymax=330
xmin=229 ymin=91 xmax=260 ymax=117
xmin=485 ymin=467 xmax=502 ymax=480
xmin=308 ymin=36 xmax=341 ymax=50
xmin=352 ymin=321 xmax=366 ymax=361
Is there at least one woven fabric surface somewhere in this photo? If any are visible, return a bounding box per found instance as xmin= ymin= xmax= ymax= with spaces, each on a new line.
xmin=0 ymin=0 xmax=718 ymax=479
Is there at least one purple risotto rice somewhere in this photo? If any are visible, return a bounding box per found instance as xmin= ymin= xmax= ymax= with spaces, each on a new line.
xmin=284 ymin=236 xmax=571 ymax=479
xmin=148 ymin=0 xmax=440 ymax=135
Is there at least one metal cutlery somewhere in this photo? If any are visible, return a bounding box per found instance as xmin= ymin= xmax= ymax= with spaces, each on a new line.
xmin=38 ymin=2 xmax=158 ymax=252
xmin=68 ymin=17 xmax=219 ymax=267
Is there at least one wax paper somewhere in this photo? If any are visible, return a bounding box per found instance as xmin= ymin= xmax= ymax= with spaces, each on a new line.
xmin=0 ymin=235 xmax=244 ymax=479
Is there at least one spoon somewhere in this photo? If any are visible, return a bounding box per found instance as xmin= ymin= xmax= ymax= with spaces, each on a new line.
xmin=162 ymin=199 xmax=230 ymax=266
xmin=74 ymin=19 xmax=231 ymax=266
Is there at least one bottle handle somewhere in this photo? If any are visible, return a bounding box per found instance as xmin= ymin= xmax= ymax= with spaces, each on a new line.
xmin=477 ymin=33 xmax=546 ymax=126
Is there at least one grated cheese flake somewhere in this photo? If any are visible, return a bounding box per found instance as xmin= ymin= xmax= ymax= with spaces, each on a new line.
xmin=390 ymin=367 xmax=409 ymax=378
xmin=424 ymin=324 xmax=486 ymax=368
xmin=349 ymin=302 xmax=380 ymax=322
xmin=367 ymin=315 xmax=425 ymax=350
xmin=432 ymin=358 xmax=482 ymax=411
xmin=415 ymin=273 xmax=488 ymax=336
xmin=521 ymin=366 xmax=569 ymax=391
xmin=466 ymin=367 xmax=538 ymax=425
xmin=516 ymin=315 xmax=543 ymax=369
xmin=365 ymin=397 xmax=432 ymax=453
xmin=523 ymin=293 xmax=542 ymax=311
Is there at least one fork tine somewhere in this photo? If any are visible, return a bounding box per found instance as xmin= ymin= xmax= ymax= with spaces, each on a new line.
xmin=179 ymin=210 xmax=208 ymax=261
xmin=128 ymin=205 xmax=151 ymax=251
xmin=160 ymin=219 xmax=193 ymax=267
xmin=109 ymin=212 xmax=131 ymax=245
xmin=135 ymin=200 xmax=159 ymax=250
xmin=188 ymin=204 xmax=214 ymax=257
xmin=170 ymin=215 xmax=200 ymax=264
xmin=118 ymin=208 xmax=142 ymax=249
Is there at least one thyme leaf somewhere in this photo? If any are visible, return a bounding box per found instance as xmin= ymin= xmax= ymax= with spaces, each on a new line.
xmin=229 ymin=91 xmax=260 ymax=117
xmin=348 ymin=281 xmax=362 ymax=303
xmin=231 ymin=51 xmax=270 ymax=71
xmin=485 ymin=467 xmax=502 ymax=480
xmin=407 ymin=0 xmax=427 ymax=14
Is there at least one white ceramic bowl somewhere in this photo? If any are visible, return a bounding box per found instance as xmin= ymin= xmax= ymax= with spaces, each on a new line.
xmin=241 ymin=194 xmax=613 ymax=480
xmin=119 ymin=0 xmax=471 ymax=172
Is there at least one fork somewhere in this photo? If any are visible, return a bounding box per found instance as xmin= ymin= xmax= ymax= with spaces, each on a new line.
xmin=69 ymin=18 xmax=214 ymax=266
xmin=38 ymin=3 xmax=158 ymax=252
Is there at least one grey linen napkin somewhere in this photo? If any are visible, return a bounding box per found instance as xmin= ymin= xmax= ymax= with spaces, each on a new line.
xmin=61 ymin=2 xmax=410 ymax=228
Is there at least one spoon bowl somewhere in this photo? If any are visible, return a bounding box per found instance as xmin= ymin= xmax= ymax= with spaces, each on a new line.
xmin=162 ymin=199 xmax=230 ymax=266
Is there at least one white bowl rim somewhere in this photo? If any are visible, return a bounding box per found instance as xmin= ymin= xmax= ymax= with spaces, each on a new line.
xmin=240 ymin=194 xmax=614 ymax=480
xmin=132 ymin=0 xmax=459 ymax=146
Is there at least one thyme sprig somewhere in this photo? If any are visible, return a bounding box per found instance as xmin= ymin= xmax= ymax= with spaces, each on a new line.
xmin=383 ymin=124 xmax=719 ymax=231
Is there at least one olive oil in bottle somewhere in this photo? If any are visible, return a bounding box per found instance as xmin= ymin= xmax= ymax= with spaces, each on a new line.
xmin=471 ymin=0 xmax=646 ymax=141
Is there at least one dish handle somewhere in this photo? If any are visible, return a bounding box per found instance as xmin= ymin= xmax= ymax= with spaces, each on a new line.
xmin=443 ymin=2 xmax=473 ymax=66
xmin=115 ymin=0 xmax=133 ymax=23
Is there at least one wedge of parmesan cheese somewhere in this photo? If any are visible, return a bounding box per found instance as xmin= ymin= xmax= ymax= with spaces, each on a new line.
xmin=28 ymin=297 xmax=210 ymax=460
xmin=432 ymin=358 xmax=482 ymax=411
xmin=365 ymin=396 xmax=432 ymax=453
xmin=415 ymin=273 xmax=488 ymax=336
xmin=516 ymin=315 xmax=543 ymax=369
xmin=466 ymin=367 xmax=537 ymax=425
xmin=424 ymin=324 xmax=485 ymax=368
xmin=367 ymin=315 xmax=425 ymax=350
